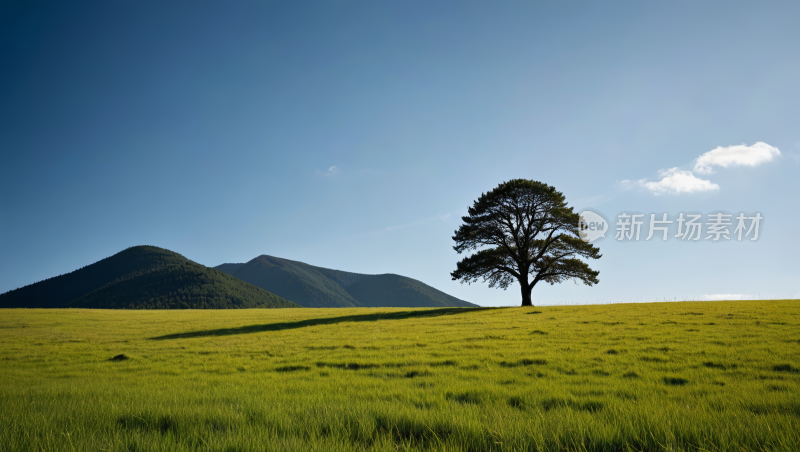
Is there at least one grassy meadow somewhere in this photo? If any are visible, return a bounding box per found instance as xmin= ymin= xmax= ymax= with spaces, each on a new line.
xmin=1 ymin=300 xmax=799 ymax=451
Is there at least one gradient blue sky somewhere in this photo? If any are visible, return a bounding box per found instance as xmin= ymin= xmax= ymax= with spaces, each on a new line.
xmin=2 ymin=1 xmax=798 ymax=306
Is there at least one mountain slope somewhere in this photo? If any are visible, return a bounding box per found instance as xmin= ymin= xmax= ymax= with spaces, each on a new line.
xmin=214 ymin=263 xmax=245 ymax=275
xmin=215 ymin=255 xmax=478 ymax=308
xmin=344 ymin=273 xmax=475 ymax=308
xmin=216 ymin=256 xmax=360 ymax=308
xmin=0 ymin=246 xmax=299 ymax=309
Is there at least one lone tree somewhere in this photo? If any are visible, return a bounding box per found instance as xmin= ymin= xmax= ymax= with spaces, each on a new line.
xmin=451 ymin=179 xmax=600 ymax=307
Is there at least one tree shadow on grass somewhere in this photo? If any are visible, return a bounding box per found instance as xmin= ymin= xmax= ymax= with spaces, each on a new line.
xmin=150 ymin=307 xmax=499 ymax=340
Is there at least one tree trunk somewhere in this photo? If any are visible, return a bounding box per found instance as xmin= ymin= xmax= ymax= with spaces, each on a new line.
xmin=520 ymin=279 xmax=533 ymax=307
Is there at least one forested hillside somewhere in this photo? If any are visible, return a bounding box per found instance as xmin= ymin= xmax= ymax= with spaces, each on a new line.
xmin=215 ymin=255 xmax=478 ymax=308
xmin=0 ymin=246 xmax=298 ymax=309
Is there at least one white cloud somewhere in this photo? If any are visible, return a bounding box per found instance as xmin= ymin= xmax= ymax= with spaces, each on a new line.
xmin=694 ymin=142 xmax=781 ymax=174
xmin=316 ymin=165 xmax=340 ymax=177
xmin=619 ymin=179 xmax=647 ymax=190
xmin=621 ymin=141 xmax=780 ymax=196
xmin=701 ymin=294 xmax=748 ymax=300
xmin=438 ymin=213 xmax=451 ymax=221
xmin=642 ymin=168 xmax=719 ymax=195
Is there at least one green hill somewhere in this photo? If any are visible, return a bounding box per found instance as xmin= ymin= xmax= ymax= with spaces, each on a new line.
xmin=0 ymin=246 xmax=299 ymax=309
xmin=222 ymin=255 xmax=360 ymax=307
xmin=214 ymin=255 xmax=478 ymax=308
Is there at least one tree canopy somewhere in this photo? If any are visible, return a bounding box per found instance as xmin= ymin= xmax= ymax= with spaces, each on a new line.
xmin=451 ymin=179 xmax=600 ymax=306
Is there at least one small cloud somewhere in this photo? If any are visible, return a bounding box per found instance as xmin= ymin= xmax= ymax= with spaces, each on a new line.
xmin=694 ymin=142 xmax=781 ymax=174
xmin=701 ymin=294 xmax=749 ymax=301
xmin=619 ymin=179 xmax=647 ymax=190
xmin=438 ymin=213 xmax=451 ymax=221
xmin=787 ymin=152 xmax=800 ymax=164
xmin=316 ymin=165 xmax=340 ymax=177
xmin=643 ymin=168 xmax=719 ymax=195
xmin=622 ymin=141 xmax=780 ymax=195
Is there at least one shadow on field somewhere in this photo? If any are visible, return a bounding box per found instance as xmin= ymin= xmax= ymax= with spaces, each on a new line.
xmin=150 ymin=307 xmax=498 ymax=340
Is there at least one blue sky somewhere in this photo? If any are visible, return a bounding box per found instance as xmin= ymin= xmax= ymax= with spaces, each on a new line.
xmin=1 ymin=1 xmax=798 ymax=306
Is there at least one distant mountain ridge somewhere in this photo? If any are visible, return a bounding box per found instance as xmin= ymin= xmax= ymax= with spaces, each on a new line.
xmin=0 ymin=246 xmax=298 ymax=309
xmin=214 ymin=255 xmax=478 ymax=308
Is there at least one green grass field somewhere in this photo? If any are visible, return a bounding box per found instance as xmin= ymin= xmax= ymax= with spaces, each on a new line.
xmin=1 ymin=300 xmax=798 ymax=451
